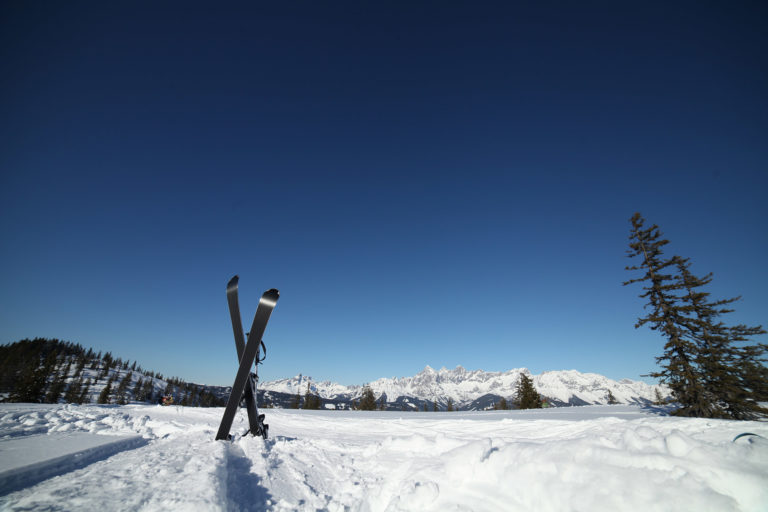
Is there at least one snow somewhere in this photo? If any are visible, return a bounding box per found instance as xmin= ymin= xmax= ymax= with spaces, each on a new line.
xmin=260 ymin=366 xmax=668 ymax=408
xmin=1 ymin=403 xmax=766 ymax=511
xmin=0 ymin=431 xmax=146 ymax=495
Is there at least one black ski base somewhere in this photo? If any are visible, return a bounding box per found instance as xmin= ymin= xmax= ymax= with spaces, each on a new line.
xmin=215 ymin=276 xmax=278 ymax=442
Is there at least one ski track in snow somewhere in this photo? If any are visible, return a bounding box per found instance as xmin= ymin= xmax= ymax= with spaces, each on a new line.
xmin=0 ymin=404 xmax=766 ymax=512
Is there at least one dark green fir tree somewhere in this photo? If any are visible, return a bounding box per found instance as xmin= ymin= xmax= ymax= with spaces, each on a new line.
xmin=98 ymin=376 xmax=114 ymax=404
xmin=359 ymin=385 xmax=377 ymax=411
xmin=624 ymin=213 xmax=707 ymax=416
xmin=625 ymin=213 xmax=766 ymax=419
xmin=515 ymin=373 xmax=542 ymax=409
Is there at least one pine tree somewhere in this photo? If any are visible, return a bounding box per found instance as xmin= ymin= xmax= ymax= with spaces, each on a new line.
xmin=653 ymin=388 xmax=666 ymax=406
xmin=359 ymin=385 xmax=377 ymax=411
xmin=494 ymin=397 xmax=508 ymax=410
xmin=115 ymin=372 xmax=132 ymax=405
xmin=432 ymin=401 xmax=438 ymax=412
xmin=606 ymin=390 xmax=618 ymax=405
xmin=289 ymin=393 xmax=301 ymax=409
xmin=141 ymin=379 xmax=154 ymax=403
xmin=98 ymin=376 xmax=114 ymax=404
xmin=10 ymin=352 xmax=48 ymax=403
xmin=624 ymin=213 xmax=707 ymax=416
xmin=625 ymin=213 xmax=766 ymax=419
xmin=304 ymin=382 xmax=321 ymax=410
xmin=446 ymin=398 xmax=455 ymax=412
xmin=79 ymin=378 xmax=92 ymax=404
xmin=64 ymin=374 xmax=83 ymax=403
xmin=133 ymin=377 xmax=144 ymax=399
xmin=45 ymin=359 xmax=69 ymax=403
xmin=515 ymin=373 xmax=542 ymax=409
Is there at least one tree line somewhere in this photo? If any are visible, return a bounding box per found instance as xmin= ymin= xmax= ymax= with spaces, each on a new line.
xmin=0 ymin=338 xmax=225 ymax=407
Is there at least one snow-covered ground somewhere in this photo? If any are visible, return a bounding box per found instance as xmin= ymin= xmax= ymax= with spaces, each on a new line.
xmin=0 ymin=403 xmax=766 ymax=511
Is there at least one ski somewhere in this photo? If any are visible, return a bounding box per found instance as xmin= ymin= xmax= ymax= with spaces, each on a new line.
xmin=225 ymin=276 xmax=263 ymax=438
xmin=216 ymin=285 xmax=279 ymax=441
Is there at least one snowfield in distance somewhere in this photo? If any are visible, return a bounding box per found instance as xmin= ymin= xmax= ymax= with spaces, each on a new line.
xmin=260 ymin=366 xmax=669 ymax=409
xmin=0 ymin=403 xmax=766 ymax=512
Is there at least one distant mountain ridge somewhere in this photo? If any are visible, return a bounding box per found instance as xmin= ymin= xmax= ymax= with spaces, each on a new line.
xmin=261 ymin=366 xmax=668 ymax=410
xmin=1 ymin=339 xmax=669 ymax=411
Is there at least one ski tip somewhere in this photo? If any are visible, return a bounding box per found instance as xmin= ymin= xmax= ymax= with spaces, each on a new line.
xmin=227 ymin=275 xmax=239 ymax=291
xmin=260 ymin=289 xmax=280 ymax=307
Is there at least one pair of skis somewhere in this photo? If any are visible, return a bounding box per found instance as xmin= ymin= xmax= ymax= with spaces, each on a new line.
xmin=215 ymin=276 xmax=279 ymax=441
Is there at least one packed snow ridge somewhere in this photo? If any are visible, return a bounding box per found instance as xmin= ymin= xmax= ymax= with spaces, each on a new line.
xmin=260 ymin=366 xmax=667 ymax=408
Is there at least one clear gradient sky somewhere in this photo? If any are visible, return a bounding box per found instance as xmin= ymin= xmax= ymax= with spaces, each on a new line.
xmin=1 ymin=2 xmax=766 ymax=386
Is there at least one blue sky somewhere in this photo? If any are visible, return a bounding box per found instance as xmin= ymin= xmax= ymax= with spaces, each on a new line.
xmin=1 ymin=2 xmax=766 ymax=386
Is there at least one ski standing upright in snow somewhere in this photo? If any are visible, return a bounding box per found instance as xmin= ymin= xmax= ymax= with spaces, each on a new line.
xmin=215 ymin=276 xmax=279 ymax=441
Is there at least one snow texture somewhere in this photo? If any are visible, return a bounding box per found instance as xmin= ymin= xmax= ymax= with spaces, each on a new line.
xmin=1 ymin=403 xmax=766 ymax=511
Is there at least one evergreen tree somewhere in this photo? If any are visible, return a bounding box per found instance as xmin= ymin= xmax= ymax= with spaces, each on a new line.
xmin=304 ymin=383 xmax=321 ymax=410
xmin=359 ymin=385 xmax=377 ymax=411
xmin=98 ymin=376 xmax=114 ymax=404
xmin=432 ymin=401 xmax=438 ymax=412
xmin=115 ymin=372 xmax=132 ymax=405
xmin=289 ymin=393 xmax=301 ymax=409
xmin=653 ymin=388 xmax=666 ymax=406
xmin=75 ymin=356 xmax=86 ymax=376
xmin=606 ymin=390 xmax=618 ymax=405
xmin=133 ymin=377 xmax=144 ymax=399
xmin=64 ymin=374 xmax=83 ymax=403
xmin=79 ymin=378 xmax=91 ymax=404
xmin=625 ymin=213 xmax=766 ymax=419
xmin=9 ymin=352 xmax=48 ymax=403
xmin=494 ymin=397 xmax=508 ymax=410
xmin=141 ymin=379 xmax=155 ymax=403
xmin=45 ymin=359 xmax=69 ymax=403
xmin=624 ymin=213 xmax=707 ymax=416
xmin=446 ymin=398 xmax=455 ymax=412
xmin=515 ymin=373 xmax=542 ymax=409
xmin=188 ymin=386 xmax=199 ymax=407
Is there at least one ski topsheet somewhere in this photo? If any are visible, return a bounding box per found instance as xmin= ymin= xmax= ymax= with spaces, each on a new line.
xmin=225 ymin=276 xmax=262 ymax=438
xmin=216 ymin=282 xmax=279 ymax=441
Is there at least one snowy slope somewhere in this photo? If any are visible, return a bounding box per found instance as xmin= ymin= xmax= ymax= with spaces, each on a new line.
xmin=261 ymin=366 xmax=667 ymax=408
xmin=1 ymin=403 xmax=766 ymax=511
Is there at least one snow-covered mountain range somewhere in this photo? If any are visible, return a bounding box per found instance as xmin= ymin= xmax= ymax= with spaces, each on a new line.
xmin=260 ymin=366 xmax=668 ymax=410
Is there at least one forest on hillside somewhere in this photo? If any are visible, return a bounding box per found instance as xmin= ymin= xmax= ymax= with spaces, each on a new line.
xmin=0 ymin=338 xmax=226 ymax=407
